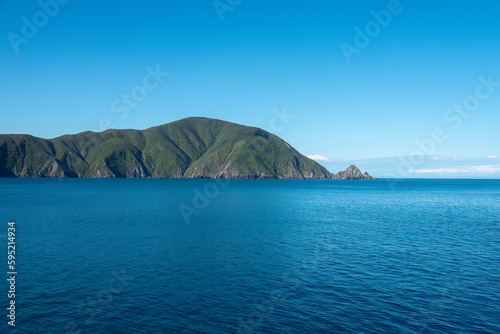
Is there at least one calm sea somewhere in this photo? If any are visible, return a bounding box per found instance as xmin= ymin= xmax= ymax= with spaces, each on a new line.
xmin=0 ymin=178 xmax=499 ymax=333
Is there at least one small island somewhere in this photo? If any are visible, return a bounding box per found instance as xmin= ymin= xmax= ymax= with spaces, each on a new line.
xmin=0 ymin=117 xmax=374 ymax=180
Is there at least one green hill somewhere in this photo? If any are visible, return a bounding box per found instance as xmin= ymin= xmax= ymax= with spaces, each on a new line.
xmin=1 ymin=117 xmax=357 ymax=179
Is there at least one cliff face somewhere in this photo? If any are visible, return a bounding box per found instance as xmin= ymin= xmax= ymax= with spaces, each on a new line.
xmin=332 ymin=165 xmax=374 ymax=180
xmin=0 ymin=117 xmax=333 ymax=179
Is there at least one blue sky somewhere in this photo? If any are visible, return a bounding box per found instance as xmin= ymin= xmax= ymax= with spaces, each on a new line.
xmin=1 ymin=0 xmax=499 ymax=178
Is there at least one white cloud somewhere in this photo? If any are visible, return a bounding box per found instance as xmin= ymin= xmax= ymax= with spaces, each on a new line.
xmin=409 ymin=168 xmax=468 ymax=174
xmin=488 ymin=156 xmax=498 ymax=159
xmin=307 ymin=154 xmax=330 ymax=162
xmin=410 ymin=165 xmax=500 ymax=174
xmin=475 ymin=165 xmax=500 ymax=173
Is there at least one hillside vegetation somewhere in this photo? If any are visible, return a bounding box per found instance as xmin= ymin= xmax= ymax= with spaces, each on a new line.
xmin=2 ymin=117 xmax=368 ymax=179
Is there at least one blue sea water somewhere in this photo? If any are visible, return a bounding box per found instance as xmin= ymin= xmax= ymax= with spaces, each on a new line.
xmin=0 ymin=178 xmax=499 ymax=334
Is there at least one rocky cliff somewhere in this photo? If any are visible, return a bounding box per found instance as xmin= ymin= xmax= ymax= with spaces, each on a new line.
xmin=332 ymin=165 xmax=374 ymax=180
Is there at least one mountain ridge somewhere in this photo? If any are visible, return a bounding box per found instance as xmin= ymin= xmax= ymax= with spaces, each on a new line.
xmin=0 ymin=117 xmax=374 ymax=180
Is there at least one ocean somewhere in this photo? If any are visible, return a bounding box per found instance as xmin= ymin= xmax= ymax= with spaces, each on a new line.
xmin=1 ymin=178 xmax=499 ymax=333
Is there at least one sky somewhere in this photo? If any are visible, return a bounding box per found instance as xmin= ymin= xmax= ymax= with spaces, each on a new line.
xmin=0 ymin=0 xmax=499 ymax=178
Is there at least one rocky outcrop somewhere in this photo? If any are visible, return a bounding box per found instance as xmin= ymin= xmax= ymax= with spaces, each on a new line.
xmin=332 ymin=165 xmax=375 ymax=180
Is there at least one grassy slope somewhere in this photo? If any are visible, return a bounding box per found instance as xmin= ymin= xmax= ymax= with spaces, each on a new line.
xmin=0 ymin=117 xmax=332 ymax=179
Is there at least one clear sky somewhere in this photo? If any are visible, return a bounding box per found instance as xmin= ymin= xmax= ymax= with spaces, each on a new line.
xmin=1 ymin=0 xmax=499 ymax=178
